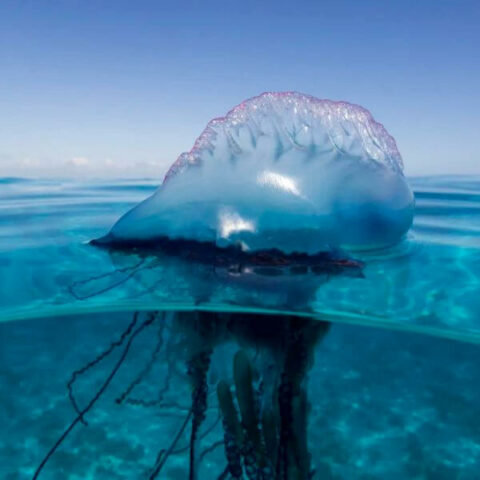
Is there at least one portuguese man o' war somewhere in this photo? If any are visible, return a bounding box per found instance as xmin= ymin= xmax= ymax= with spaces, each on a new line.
xmin=95 ymin=92 xmax=414 ymax=253
xmin=32 ymin=94 xmax=415 ymax=480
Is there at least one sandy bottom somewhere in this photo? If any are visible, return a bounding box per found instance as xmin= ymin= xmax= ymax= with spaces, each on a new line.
xmin=1 ymin=311 xmax=480 ymax=479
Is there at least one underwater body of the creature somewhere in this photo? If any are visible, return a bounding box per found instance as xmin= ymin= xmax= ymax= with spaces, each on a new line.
xmin=32 ymin=92 xmax=415 ymax=479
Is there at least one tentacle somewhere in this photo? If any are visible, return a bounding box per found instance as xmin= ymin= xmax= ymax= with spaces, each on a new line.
xmin=67 ymin=259 xmax=146 ymax=300
xmin=276 ymin=317 xmax=330 ymax=479
xmin=32 ymin=312 xmax=155 ymax=480
xmin=115 ymin=313 xmax=165 ymax=405
xmin=216 ymin=465 xmax=230 ymax=480
xmin=122 ymin=357 xmax=176 ymax=408
xmin=68 ymin=258 xmax=163 ymax=300
xmin=187 ymin=349 xmax=213 ymax=480
xmin=172 ymin=413 xmax=221 ymax=455
xmin=66 ymin=311 xmax=141 ymax=425
xmin=261 ymin=406 xmax=278 ymax=471
xmin=197 ymin=439 xmax=225 ymax=464
xmin=276 ymin=371 xmax=292 ymax=479
xmin=217 ymin=380 xmax=244 ymax=480
xmin=148 ymin=409 xmax=193 ymax=479
xmin=234 ymin=350 xmax=271 ymax=479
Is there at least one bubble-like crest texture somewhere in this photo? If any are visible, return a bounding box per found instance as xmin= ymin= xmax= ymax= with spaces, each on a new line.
xmin=164 ymin=91 xmax=403 ymax=183
xmin=100 ymin=92 xmax=414 ymax=253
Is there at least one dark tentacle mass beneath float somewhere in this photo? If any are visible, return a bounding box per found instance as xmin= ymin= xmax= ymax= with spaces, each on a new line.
xmin=32 ymin=311 xmax=330 ymax=480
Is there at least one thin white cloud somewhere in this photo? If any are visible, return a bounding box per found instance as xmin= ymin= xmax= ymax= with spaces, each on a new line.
xmin=0 ymin=153 xmax=168 ymax=179
xmin=69 ymin=156 xmax=90 ymax=167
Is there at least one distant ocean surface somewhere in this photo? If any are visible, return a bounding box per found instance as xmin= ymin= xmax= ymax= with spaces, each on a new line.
xmin=1 ymin=176 xmax=480 ymax=479
xmin=1 ymin=175 xmax=479 ymax=250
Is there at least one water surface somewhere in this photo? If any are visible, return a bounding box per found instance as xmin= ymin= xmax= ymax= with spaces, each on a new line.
xmin=1 ymin=176 xmax=479 ymax=342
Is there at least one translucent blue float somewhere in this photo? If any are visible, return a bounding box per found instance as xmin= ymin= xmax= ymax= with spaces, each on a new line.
xmin=97 ymin=92 xmax=414 ymax=252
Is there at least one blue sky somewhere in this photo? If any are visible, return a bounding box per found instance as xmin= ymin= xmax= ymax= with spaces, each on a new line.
xmin=0 ymin=0 xmax=478 ymax=178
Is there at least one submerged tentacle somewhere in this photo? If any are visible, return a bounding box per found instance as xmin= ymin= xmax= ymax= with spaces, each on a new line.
xmin=261 ymin=406 xmax=279 ymax=471
xmin=149 ymin=408 xmax=193 ymax=479
xmin=66 ymin=311 xmax=141 ymax=425
xmin=218 ymin=350 xmax=279 ymax=480
xmin=172 ymin=413 xmax=221 ymax=455
xmin=187 ymin=349 xmax=213 ymax=480
xmin=198 ymin=439 xmax=225 ymax=463
xmin=67 ymin=257 xmax=166 ymax=300
xmin=33 ymin=311 xmax=155 ymax=480
xmin=115 ymin=313 xmax=165 ymax=405
xmin=123 ymin=352 xmax=185 ymax=408
xmin=277 ymin=317 xmax=330 ymax=479
xmin=68 ymin=259 xmax=145 ymax=295
xmin=216 ymin=465 xmax=230 ymax=480
xmin=170 ymin=311 xmax=225 ymax=479
xmin=234 ymin=350 xmax=272 ymax=479
xmin=41 ymin=310 xmax=331 ymax=479
xmin=67 ymin=259 xmax=147 ymax=300
xmin=217 ymin=380 xmax=244 ymax=480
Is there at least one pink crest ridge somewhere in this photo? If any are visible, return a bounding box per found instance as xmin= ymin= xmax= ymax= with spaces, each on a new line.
xmin=163 ymin=91 xmax=403 ymax=184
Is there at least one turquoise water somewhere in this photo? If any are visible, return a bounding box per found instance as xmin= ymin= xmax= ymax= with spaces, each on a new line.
xmin=1 ymin=176 xmax=479 ymax=341
xmin=1 ymin=176 xmax=480 ymax=478
xmin=3 ymin=312 xmax=480 ymax=479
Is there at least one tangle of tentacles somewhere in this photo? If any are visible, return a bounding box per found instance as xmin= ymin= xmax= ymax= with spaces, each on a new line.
xmin=32 ymin=311 xmax=330 ymax=480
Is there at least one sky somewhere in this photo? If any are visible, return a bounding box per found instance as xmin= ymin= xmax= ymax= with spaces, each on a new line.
xmin=0 ymin=0 xmax=479 ymax=179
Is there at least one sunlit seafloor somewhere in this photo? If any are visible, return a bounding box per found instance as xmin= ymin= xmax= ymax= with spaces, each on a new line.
xmin=1 ymin=176 xmax=480 ymax=478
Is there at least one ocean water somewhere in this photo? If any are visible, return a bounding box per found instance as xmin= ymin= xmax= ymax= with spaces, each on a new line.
xmin=1 ymin=176 xmax=480 ymax=479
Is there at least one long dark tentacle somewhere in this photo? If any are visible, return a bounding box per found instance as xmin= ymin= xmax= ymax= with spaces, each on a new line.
xmin=216 ymin=465 xmax=230 ymax=480
xmin=217 ymin=380 xmax=244 ymax=480
xmin=67 ymin=312 xmax=141 ymax=424
xmin=187 ymin=349 xmax=212 ymax=480
xmin=67 ymin=259 xmax=146 ymax=300
xmin=148 ymin=408 xmax=193 ymax=479
xmin=172 ymin=414 xmax=221 ymax=455
xmin=115 ymin=313 xmax=165 ymax=405
xmin=147 ymin=411 xmax=222 ymax=476
xmin=68 ymin=258 xmax=165 ymax=300
xmin=32 ymin=312 xmax=155 ymax=480
xmin=197 ymin=439 xmax=225 ymax=464
xmin=276 ymin=318 xmax=330 ymax=479
xmin=234 ymin=350 xmax=271 ymax=479
xmin=122 ymin=359 xmax=175 ymax=408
